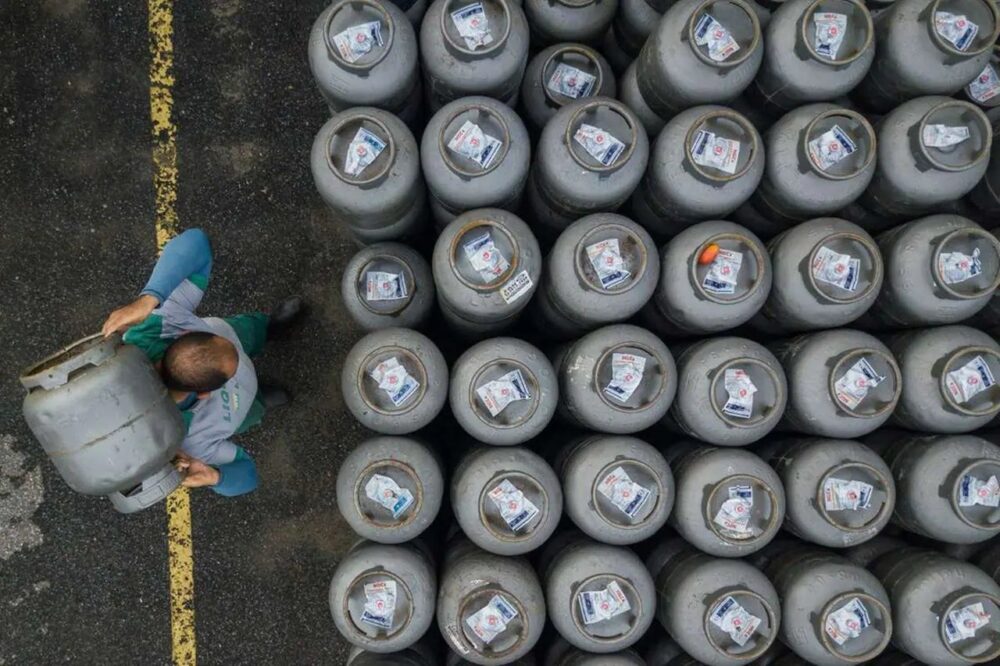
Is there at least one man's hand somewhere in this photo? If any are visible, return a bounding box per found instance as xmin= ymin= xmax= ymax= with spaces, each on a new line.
xmin=173 ymin=452 xmax=221 ymax=488
xmin=101 ymin=294 xmax=159 ymax=337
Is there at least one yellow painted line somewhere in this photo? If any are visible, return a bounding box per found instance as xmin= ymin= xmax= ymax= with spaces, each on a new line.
xmin=147 ymin=1 xmax=197 ymax=664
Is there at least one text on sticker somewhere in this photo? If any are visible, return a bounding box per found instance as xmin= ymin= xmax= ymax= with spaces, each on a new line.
xmin=333 ymin=21 xmax=383 ymax=64
xmin=448 ymin=120 xmax=503 ymax=171
xmin=834 ymin=357 xmax=885 ymax=410
xmin=573 ymin=124 xmax=626 ymax=167
xmin=364 ymin=473 xmax=415 ymax=518
xmin=499 ymin=270 xmax=533 ymax=304
xmin=945 ymin=602 xmax=991 ymax=643
xmin=463 ymin=231 xmax=511 ymax=284
xmin=694 ymin=14 xmax=741 ymax=62
xmin=812 ymin=245 xmax=860 ymax=292
xmin=825 ymin=597 xmax=871 ymax=646
xmin=691 ymin=129 xmax=741 ymax=175
xmin=923 ymin=124 xmax=971 ymax=148
xmin=703 ymin=248 xmax=743 ymax=295
xmin=969 ymin=64 xmax=1000 ymax=103
xmin=345 ymin=127 xmax=387 ymax=177
xmin=586 ymin=238 xmax=631 ymax=290
xmin=938 ymin=247 xmax=982 ymax=285
xmin=369 ymin=357 xmax=420 ymax=407
xmin=578 ymin=581 xmax=631 ymax=625
xmin=597 ymin=465 xmax=652 ymax=518
xmin=935 ymin=12 xmax=978 ymax=52
xmin=710 ymin=596 xmax=762 ymax=646
xmin=466 ymin=594 xmax=519 ymax=644
xmin=360 ymin=580 xmax=396 ymax=629
xmin=823 ymin=477 xmax=874 ymax=511
xmin=366 ymin=270 xmax=408 ymax=301
xmin=808 ymin=125 xmax=857 ymax=171
xmin=487 ymin=478 xmax=540 ymax=531
xmin=451 ymin=2 xmax=493 ymax=50
xmin=813 ymin=12 xmax=847 ymax=59
xmin=547 ymin=63 xmax=597 ymax=99
xmin=723 ymin=368 xmax=757 ymax=419
xmin=945 ymin=355 xmax=996 ymax=404
xmin=604 ymin=352 xmax=647 ymax=403
xmin=714 ymin=484 xmax=755 ymax=536
xmin=959 ymin=473 xmax=1000 ymax=507
xmin=476 ymin=369 xmax=532 ymax=417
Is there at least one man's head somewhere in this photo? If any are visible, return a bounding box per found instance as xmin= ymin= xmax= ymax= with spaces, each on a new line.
xmin=161 ymin=332 xmax=238 ymax=395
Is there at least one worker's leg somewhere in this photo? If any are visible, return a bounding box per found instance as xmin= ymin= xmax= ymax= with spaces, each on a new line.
xmin=224 ymin=312 xmax=269 ymax=358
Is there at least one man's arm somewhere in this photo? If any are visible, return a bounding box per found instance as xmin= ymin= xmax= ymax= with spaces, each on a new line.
xmin=175 ymin=446 xmax=259 ymax=497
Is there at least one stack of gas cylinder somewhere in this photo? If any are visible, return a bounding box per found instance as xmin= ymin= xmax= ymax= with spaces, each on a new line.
xmin=312 ymin=0 xmax=1000 ymax=663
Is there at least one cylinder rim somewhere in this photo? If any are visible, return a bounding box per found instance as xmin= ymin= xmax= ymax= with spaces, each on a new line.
xmin=343 ymin=569 xmax=414 ymax=640
xmin=938 ymin=591 xmax=1000 ymax=662
xmin=540 ymin=44 xmax=605 ymax=108
xmin=357 ymin=346 xmax=428 ymax=416
xmin=799 ymin=0 xmax=874 ymax=66
xmin=592 ymin=341 xmax=668 ymax=413
xmin=703 ymin=472 xmax=781 ymax=544
xmin=683 ymin=109 xmax=760 ymax=183
xmin=356 ymin=254 xmax=417 ymax=315
xmin=439 ymin=0 xmax=512 ymax=57
xmin=917 ymin=100 xmax=993 ymax=173
xmin=708 ymin=357 xmax=784 ymax=428
xmin=950 ymin=458 xmax=1000 ymax=530
xmin=939 ymin=345 xmax=1000 ymax=416
xmin=563 ymin=99 xmax=639 ymax=173
xmin=817 ymin=591 xmax=892 ymax=662
xmin=437 ymin=103 xmax=513 ymax=178
xmin=686 ymin=0 xmax=762 ymax=69
xmin=702 ymin=588 xmax=777 ymax=659
xmin=572 ymin=223 xmax=649 ymax=295
xmin=805 ymin=232 xmax=883 ymax=305
xmin=323 ymin=0 xmax=396 ymax=71
xmin=689 ymin=232 xmax=767 ymax=305
xmin=353 ymin=459 xmax=424 ymax=529
xmin=928 ymin=0 xmax=1000 ymax=58
xmin=802 ymin=109 xmax=877 ymax=180
xmin=569 ymin=572 xmax=643 ymax=641
xmin=827 ymin=346 xmax=902 ymax=419
xmin=930 ymin=227 xmax=1000 ymax=300
xmin=455 ymin=586 xmax=529 ymax=657
xmin=325 ymin=112 xmax=397 ymax=186
xmin=814 ymin=461 xmax=894 ymax=532
xmin=447 ymin=218 xmax=521 ymax=292
xmin=20 ymin=332 xmax=119 ymax=390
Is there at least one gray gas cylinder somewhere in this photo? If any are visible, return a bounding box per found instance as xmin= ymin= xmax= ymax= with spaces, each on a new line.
xmin=449 ymin=653 xmax=536 ymax=666
xmin=967 ymin=229 xmax=1000 ymax=328
xmin=752 ymin=218 xmax=883 ymax=334
xmin=861 ymin=97 xmax=993 ymax=219
xmin=452 ymin=446 xmax=563 ymax=555
xmin=747 ymin=104 xmax=877 ymax=230
xmin=546 ymin=642 xmax=645 ymax=665
xmin=886 ymin=326 xmax=1000 ymax=433
xmin=641 ymin=631 xmax=684 ymax=666
xmin=433 ymin=209 xmax=542 ymax=337
xmin=770 ymin=329 xmax=901 ymax=438
xmin=541 ymin=532 xmax=656 ymax=652
xmin=872 ymin=433 xmax=1000 ymax=544
xmin=641 ymin=221 xmax=772 ymax=336
xmin=349 ymin=637 xmax=439 ymax=665
xmin=649 ymin=537 xmax=781 ymax=665
xmin=308 ymin=0 xmax=421 ymax=124
xmin=663 ymin=444 xmax=787 ymax=557
xmin=600 ymin=26 xmax=634 ymax=76
xmin=520 ymin=43 xmax=616 ymax=134
xmin=842 ymin=533 xmax=908 ymax=568
xmin=524 ymin=0 xmax=618 ymax=46
xmin=554 ymin=324 xmax=677 ymax=434
xmin=631 ymin=106 xmax=765 ymax=237
xmin=437 ymin=539 xmax=545 ymax=664
xmin=965 ymin=47 xmax=1000 ymax=108
xmin=866 ymin=216 xmax=1000 ymax=327
xmin=758 ymin=438 xmax=895 ymax=547
xmin=764 ymin=546 xmax=892 ymax=665
xmin=531 ymin=213 xmax=659 ymax=338
xmin=618 ymin=63 xmax=667 ymax=138
xmin=310 ymin=107 xmax=425 ymax=245
xmin=420 ymin=0 xmax=530 ymax=110
xmin=335 ymin=436 xmax=443 ymax=543
xmin=422 ymin=97 xmax=531 ymax=226
xmin=668 ymin=337 xmax=788 ymax=446
xmin=856 ymin=0 xmax=1000 ymax=112
xmin=329 ymin=540 xmax=437 ymax=653
xmin=636 ymin=0 xmax=765 ymax=119
xmin=968 ymin=135 xmax=1000 ymax=215
xmin=751 ymin=0 xmax=875 ymax=115
xmin=528 ymin=97 xmax=649 ymax=235
xmin=871 ymin=548 xmax=1000 ymax=665
xmin=614 ymin=0 xmax=670 ymax=58
xmin=20 ymin=334 xmax=184 ymax=513
xmin=341 ymin=328 xmax=449 ymax=434
xmin=342 ymin=243 xmax=435 ymax=331
xmin=555 ymin=434 xmax=674 ymax=544
xmin=449 ymin=338 xmax=557 ymax=445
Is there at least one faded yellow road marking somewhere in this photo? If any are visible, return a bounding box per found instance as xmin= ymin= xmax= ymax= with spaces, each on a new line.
xmin=147 ymin=1 xmax=196 ymax=664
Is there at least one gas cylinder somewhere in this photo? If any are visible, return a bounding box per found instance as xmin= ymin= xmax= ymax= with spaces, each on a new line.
xmin=843 ymin=533 xmax=909 ymax=568
xmin=668 ymin=337 xmax=788 ymax=446
xmin=524 ymin=0 xmax=618 ymax=46
xmin=631 ymin=106 xmax=765 ymax=237
xmin=421 ymin=0 xmax=530 ymax=110
xmin=758 ymin=438 xmax=895 ymax=547
xmin=452 ymin=446 xmax=563 ymax=555
xmin=520 ymin=43 xmax=616 ymax=134
xmin=449 ymin=337 xmax=558 ymax=445
xmin=433 ymin=209 xmax=542 ymax=337
xmin=770 ymin=329 xmax=901 ymax=439
xmin=617 ymin=63 xmax=667 ymax=137
xmin=342 ymin=243 xmax=435 ymax=331
xmin=545 ymin=639 xmax=645 ymax=665
xmin=310 ymin=107 xmax=425 ymax=245
xmin=422 ymin=97 xmax=531 ymax=226
xmin=968 ymin=137 xmax=1000 ymax=215
xmin=308 ymin=0 xmax=422 ymax=124
xmin=641 ymin=221 xmax=772 ymax=336
xmin=663 ymin=444 xmax=787 ymax=557
xmin=965 ymin=47 xmax=1000 ymax=108
xmin=20 ymin=334 xmax=184 ymax=513
xmin=336 ymin=436 xmax=443 ymax=543
xmin=554 ymin=324 xmax=677 ymax=434
xmin=341 ymin=328 xmax=449 ymax=434
xmin=528 ymin=97 xmax=649 ymax=235
xmin=614 ymin=0 xmax=671 ymax=58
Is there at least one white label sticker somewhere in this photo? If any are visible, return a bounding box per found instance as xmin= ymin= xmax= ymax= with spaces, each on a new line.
xmin=465 ymin=594 xmax=519 ymax=645
xmin=710 ymin=596 xmax=762 ymax=646
xmin=366 ymin=271 xmax=408 ymax=301
xmin=834 ymin=357 xmax=885 ymax=410
xmin=450 ymin=2 xmax=494 ymax=50
xmin=923 ymin=124 xmax=971 ymax=148
xmin=808 ymin=125 xmax=858 ymax=171
xmin=714 ymin=485 xmax=755 ymax=536
xmin=596 ymin=465 xmax=652 ymax=518
xmin=945 ymin=355 xmax=996 ymax=404
xmin=578 ymin=581 xmax=631 ymax=625
xmin=370 ymin=357 xmax=420 ymax=407
xmin=360 ymin=580 xmax=396 ymax=629
xmin=935 ymin=12 xmax=979 ymax=52
xmin=463 ymin=231 xmax=511 ymax=284
xmin=332 ymin=21 xmax=384 ymax=64
xmin=969 ymin=64 xmax=1000 ymax=103
xmin=364 ymin=473 xmax=415 ymax=518
xmin=547 ymin=63 xmax=597 ymax=99
xmin=448 ymin=120 xmax=503 ymax=171
xmin=499 ymin=270 xmax=533 ymax=304
xmin=476 ymin=369 xmax=532 ymax=417
xmin=691 ymin=130 xmax=741 ymax=175
xmin=703 ymin=248 xmax=743 ymax=295
xmin=573 ymin=123 xmax=626 ymax=167
xmin=812 ymin=245 xmax=861 ymax=292
xmin=604 ymin=353 xmax=647 ymax=403
xmin=945 ymin=602 xmax=992 ymax=643
xmin=694 ymin=14 xmax=741 ymax=62
xmin=487 ymin=478 xmax=540 ymax=531
xmin=823 ymin=477 xmax=874 ymax=511
xmin=959 ymin=474 xmax=1000 ymax=507
xmin=825 ymin=597 xmax=872 ymax=646
xmin=939 ymin=247 xmax=982 ymax=284
xmin=814 ymin=12 xmax=847 ymax=59
xmin=344 ymin=127 xmax=387 ymax=177
xmin=586 ymin=238 xmax=632 ymax=290
xmin=722 ymin=368 xmax=757 ymax=419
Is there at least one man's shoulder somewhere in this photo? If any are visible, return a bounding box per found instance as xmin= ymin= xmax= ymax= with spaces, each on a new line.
xmin=122 ymin=314 xmax=172 ymax=361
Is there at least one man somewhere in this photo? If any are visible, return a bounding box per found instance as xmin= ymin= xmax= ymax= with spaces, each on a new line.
xmin=102 ymin=228 xmax=301 ymax=496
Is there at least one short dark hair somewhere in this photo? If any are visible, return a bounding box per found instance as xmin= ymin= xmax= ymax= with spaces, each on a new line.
xmin=162 ymin=332 xmax=234 ymax=393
